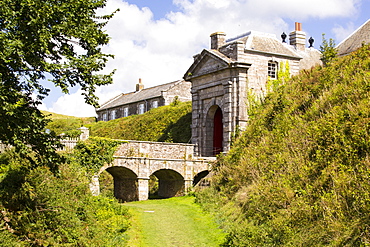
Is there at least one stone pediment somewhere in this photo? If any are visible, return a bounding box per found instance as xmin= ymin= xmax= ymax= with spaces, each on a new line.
xmin=184 ymin=49 xmax=234 ymax=80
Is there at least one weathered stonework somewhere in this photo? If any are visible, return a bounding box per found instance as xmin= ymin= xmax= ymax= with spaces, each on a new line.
xmin=91 ymin=140 xmax=214 ymax=201
xmin=184 ymin=24 xmax=322 ymax=157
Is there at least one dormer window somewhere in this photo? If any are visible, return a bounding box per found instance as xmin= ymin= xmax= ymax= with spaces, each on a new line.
xmin=268 ymin=61 xmax=278 ymax=79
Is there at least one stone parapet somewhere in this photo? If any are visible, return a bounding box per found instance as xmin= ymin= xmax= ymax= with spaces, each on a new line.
xmin=114 ymin=140 xmax=195 ymax=160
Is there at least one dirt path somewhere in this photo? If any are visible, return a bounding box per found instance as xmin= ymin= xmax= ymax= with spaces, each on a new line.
xmin=123 ymin=196 xmax=225 ymax=247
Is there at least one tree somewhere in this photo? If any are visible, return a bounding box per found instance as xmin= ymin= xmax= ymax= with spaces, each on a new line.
xmin=0 ymin=0 xmax=115 ymax=172
xmin=320 ymin=34 xmax=337 ymax=66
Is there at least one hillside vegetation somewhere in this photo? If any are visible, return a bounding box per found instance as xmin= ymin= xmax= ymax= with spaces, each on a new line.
xmin=87 ymin=101 xmax=192 ymax=143
xmin=43 ymin=111 xmax=95 ymax=137
xmin=196 ymin=45 xmax=370 ymax=246
xmin=0 ymin=150 xmax=130 ymax=246
xmin=45 ymin=101 xmax=192 ymax=143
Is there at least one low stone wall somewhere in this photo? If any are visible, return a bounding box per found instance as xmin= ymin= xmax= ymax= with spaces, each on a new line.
xmin=114 ymin=140 xmax=195 ymax=160
xmin=58 ymin=138 xmax=79 ymax=152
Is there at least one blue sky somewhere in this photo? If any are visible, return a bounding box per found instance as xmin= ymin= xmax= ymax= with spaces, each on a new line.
xmin=39 ymin=0 xmax=370 ymax=117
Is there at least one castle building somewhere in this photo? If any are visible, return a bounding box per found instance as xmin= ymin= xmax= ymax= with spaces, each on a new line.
xmin=184 ymin=23 xmax=322 ymax=157
xmin=96 ymin=79 xmax=191 ymax=121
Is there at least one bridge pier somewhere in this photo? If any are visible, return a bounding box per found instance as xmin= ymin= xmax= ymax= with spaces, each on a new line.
xmin=138 ymin=177 xmax=149 ymax=201
xmin=185 ymin=179 xmax=193 ymax=193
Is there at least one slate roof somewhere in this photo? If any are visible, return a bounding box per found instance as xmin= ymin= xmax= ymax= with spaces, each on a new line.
xmin=228 ymin=31 xmax=301 ymax=58
xmin=97 ymin=80 xmax=184 ymax=111
xmin=337 ymin=19 xmax=370 ymax=56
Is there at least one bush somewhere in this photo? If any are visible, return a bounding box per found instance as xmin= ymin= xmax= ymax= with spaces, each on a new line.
xmin=0 ymin=150 xmax=130 ymax=246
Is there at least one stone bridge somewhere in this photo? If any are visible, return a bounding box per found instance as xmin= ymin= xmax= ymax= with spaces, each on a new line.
xmin=90 ymin=140 xmax=215 ymax=201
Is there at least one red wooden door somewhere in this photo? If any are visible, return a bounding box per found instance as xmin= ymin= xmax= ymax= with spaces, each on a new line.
xmin=213 ymin=107 xmax=223 ymax=155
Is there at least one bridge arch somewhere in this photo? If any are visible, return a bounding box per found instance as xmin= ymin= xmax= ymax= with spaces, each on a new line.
xmin=151 ymin=169 xmax=185 ymax=198
xmin=193 ymin=170 xmax=210 ymax=186
xmin=103 ymin=166 xmax=139 ymax=202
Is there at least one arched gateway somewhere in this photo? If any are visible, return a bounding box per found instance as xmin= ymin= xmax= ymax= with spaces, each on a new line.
xmin=90 ymin=140 xmax=214 ymax=202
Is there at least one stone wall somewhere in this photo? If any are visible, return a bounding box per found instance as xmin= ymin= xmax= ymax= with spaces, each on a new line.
xmin=240 ymin=50 xmax=300 ymax=97
xmin=114 ymin=140 xmax=195 ymax=160
xmin=164 ymin=80 xmax=192 ymax=105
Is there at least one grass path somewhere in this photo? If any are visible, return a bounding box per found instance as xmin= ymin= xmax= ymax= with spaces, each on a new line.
xmin=123 ymin=196 xmax=225 ymax=247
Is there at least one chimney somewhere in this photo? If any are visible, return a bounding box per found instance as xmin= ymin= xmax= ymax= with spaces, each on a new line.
xmin=210 ymin=32 xmax=226 ymax=50
xmin=136 ymin=78 xmax=144 ymax=92
xmin=289 ymin=22 xmax=306 ymax=51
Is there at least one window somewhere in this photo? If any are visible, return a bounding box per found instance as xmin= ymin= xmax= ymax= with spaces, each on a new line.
xmin=152 ymin=100 xmax=158 ymax=109
xmin=138 ymin=103 xmax=145 ymax=114
xmin=123 ymin=107 xmax=129 ymax=117
xmin=268 ymin=61 xmax=278 ymax=79
xmin=102 ymin=113 xmax=107 ymax=121
xmin=110 ymin=110 xmax=116 ymax=120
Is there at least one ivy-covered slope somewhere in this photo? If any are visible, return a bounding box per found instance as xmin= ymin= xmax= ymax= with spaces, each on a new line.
xmin=87 ymin=101 xmax=192 ymax=143
xmin=197 ymin=45 xmax=370 ymax=246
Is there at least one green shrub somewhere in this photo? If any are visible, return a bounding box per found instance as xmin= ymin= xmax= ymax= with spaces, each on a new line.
xmin=0 ymin=151 xmax=130 ymax=246
xmin=73 ymin=137 xmax=123 ymax=175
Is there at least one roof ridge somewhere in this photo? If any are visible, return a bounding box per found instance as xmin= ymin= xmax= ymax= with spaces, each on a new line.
xmin=336 ymin=19 xmax=370 ymax=48
xmin=98 ymin=93 xmax=124 ymax=110
xmin=226 ymin=30 xmax=276 ymax=43
xmin=136 ymin=80 xmax=181 ymax=93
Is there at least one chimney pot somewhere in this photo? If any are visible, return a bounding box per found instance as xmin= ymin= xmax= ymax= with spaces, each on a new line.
xmin=136 ymin=78 xmax=144 ymax=92
xmin=295 ymin=22 xmax=302 ymax=31
xmin=290 ymin=22 xmax=306 ymax=51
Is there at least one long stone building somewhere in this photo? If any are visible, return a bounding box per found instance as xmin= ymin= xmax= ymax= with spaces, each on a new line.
xmin=184 ymin=22 xmax=322 ymax=157
xmin=96 ymin=79 xmax=191 ymax=121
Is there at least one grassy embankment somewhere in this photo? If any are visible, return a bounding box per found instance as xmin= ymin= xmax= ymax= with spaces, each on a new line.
xmin=44 ymin=101 xmax=192 ymax=143
xmin=196 ymin=45 xmax=370 ymax=246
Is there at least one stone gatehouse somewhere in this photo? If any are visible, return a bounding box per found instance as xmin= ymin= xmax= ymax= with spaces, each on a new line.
xmin=184 ymin=22 xmax=322 ymax=157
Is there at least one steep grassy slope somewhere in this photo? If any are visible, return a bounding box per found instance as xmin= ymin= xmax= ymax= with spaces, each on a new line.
xmin=43 ymin=101 xmax=192 ymax=143
xmin=87 ymin=101 xmax=192 ymax=143
xmin=197 ymin=45 xmax=370 ymax=246
xmin=43 ymin=111 xmax=95 ymax=137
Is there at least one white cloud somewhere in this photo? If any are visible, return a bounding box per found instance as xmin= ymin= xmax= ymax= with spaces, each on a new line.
xmin=47 ymin=0 xmax=362 ymax=116
xmin=47 ymin=90 xmax=97 ymax=117
xmin=332 ymin=22 xmax=356 ymax=43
